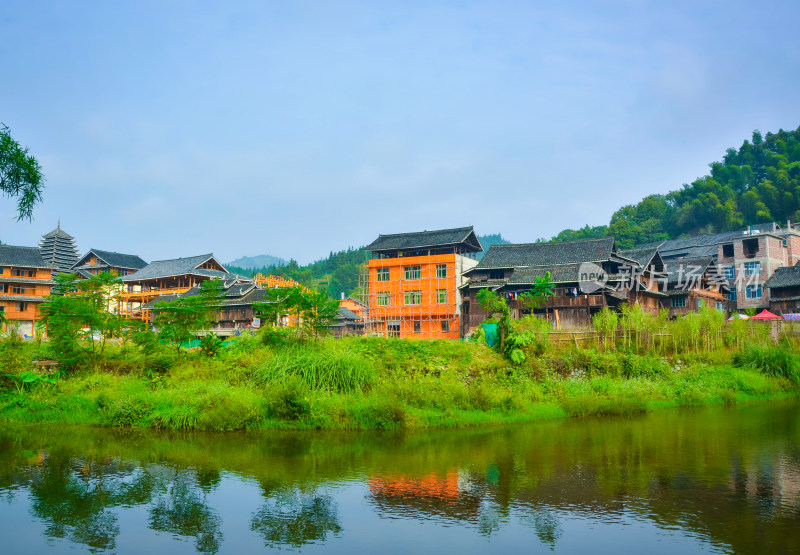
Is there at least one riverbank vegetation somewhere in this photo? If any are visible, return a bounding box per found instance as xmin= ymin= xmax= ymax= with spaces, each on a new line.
xmin=2 ymin=313 xmax=798 ymax=431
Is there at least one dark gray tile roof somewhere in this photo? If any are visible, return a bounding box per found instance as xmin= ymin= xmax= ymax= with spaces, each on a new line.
xmin=765 ymin=263 xmax=800 ymax=289
xmin=337 ymin=306 xmax=361 ymax=321
xmin=638 ymin=224 xmax=776 ymax=259
xmin=366 ymin=226 xmax=482 ymax=253
xmin=120 ymin=254 xmax=227 ymax=282
xmin=0 ymin=294 xmax=46 ymax=302
xmin=0 ymin=276 xmax=56 ymax=285
xmin=618 ymin=246 xmax=661 ymax=269
xmin=0 ymin=245 xmax=53 ymax=269
xmin=39 ymin=225 xmax=80 ymax=274
xmin=76 ymin=249 xmax=148 ymax=270
xmin=662 ymin=256 xmax=717 ymax=285
xmin=475 ymin=238 xmax=616 ymax=269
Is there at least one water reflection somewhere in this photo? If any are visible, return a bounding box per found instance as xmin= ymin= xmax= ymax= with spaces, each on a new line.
xmin=0 ymin=400 xmax=797 ymax=553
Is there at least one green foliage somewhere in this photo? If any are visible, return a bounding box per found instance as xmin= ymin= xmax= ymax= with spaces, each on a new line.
xmin=592 ymin=308 xmax=619 ymax=350
xmin=152 ymin=279 xmax=224 ymax=351
xmin=548 ymin=127 xmax=800 ymax=248
xmin=40 ymin=272 xmax=127 ymax=369
xmin=735 ymin=345 xmax=800 ymax=383
xmin=476 ymin=288 xmax=511 ymax=351
xmin=252 ymin=346 xmax=375 ymax=393
xmin=0 ymin=123 xmax=44 ymax=221
xmin=519 ymin=271 xmax=555 ymax=311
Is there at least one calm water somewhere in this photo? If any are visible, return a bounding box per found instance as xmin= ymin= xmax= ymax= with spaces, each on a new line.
xmin=0 ymin=401 xmax=798 ymax=554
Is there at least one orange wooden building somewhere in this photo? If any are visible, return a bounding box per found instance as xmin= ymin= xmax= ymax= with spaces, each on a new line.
xmin=0 ymin=245 xmax=56 ymax=337
xmin=363 ymin=227 xmax=481 ymax=339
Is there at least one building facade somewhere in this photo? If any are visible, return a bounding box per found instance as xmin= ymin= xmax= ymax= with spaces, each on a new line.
xmin=363 ymin=227 xmax=481 ymax=339
xmin=0 ymin=245 xmax=56 ymax=336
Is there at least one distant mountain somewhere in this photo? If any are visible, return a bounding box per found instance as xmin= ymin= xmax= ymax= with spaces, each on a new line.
xmin=476 ymin=233 xmax=510 ymax=260
xmin=226 ymin=254 xmax=287 ymax=270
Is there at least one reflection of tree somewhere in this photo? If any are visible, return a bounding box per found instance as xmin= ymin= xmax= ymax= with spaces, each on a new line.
xmin=250 ymin=490 xmax=342 ymax=548
xmin=520 ymin=507 xmax=562 ymax=550
xmin=149 ymin=472 xmax=223 ymax=553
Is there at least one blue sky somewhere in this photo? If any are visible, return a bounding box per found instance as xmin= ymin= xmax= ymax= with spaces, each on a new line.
xmin=1 ymin=1 xmax=799 ymax=264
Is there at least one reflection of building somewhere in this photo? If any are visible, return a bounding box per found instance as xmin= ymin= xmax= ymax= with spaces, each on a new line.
xmin=363 ymin=227 xmax=481 ymax=339
xmin=368 ymin=471 xmax=484 ymax=521
xmin=0 ymin=245 xmax=55 ymax=336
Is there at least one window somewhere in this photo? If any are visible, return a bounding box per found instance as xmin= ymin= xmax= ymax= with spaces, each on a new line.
xmin=697 ymin=298 xmax=704 ymax=308
xmin=436 ymin=264 xmax=447 ymax=278
xmin=12 ymin=286 xmax=25 ymax=295
xmin=743 ymin=262 xmax=761 ymax=276
xmin=441 ymin=320 xmax=450 ymax=333
xmin=404 ymin=266 xmax=421 ymax=280
xmin=743 ymin=238 xmax=759 ymax=257
xmin=745 ymin=285 xmax=763 ymax=299
xmin=437 ymin=289 xmax=447 ymax=304
xmin=12 ymin=269 xmax=25 ymax=277
xmin=723 ymin=266 xmax=735 ymax=280
xmin=27 ymin=270 xmax=35 ymax=277
xmin=722 ymin=243 xmax=734 ymax=257
xmin=413 ymin=321 xmax=421 ymax=333
xmin=376 ymin=268 xmax=390 ymax=282
xmin=729 ymin=289 xmax=737 ymax=302
xmin=17 ymin=302 xmax=28 ymax=312
xmin=376 ymin=292 xmax=390 ymax=306
xmin=387 ymin=322 xmax=400 ymax=338
xmin=404 ymin=291 xmax=421 ymax=305
xmin=672 ymin=296 xmax=687 ymax=308
xmin=716 ymin=301 xmax=726 ymax=312
xmin=489 ymin=269 xmax=504 ymax=280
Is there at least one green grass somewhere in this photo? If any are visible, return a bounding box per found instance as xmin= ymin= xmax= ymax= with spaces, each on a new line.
xmin=0 ymin=331 xmax=798 ymax=431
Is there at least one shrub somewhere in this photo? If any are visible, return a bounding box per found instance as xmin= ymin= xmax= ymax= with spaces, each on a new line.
xmin=734 ymin=345 xmax=800 ymax=383
xmin=253 ymin=347 xmax=375 ymax=393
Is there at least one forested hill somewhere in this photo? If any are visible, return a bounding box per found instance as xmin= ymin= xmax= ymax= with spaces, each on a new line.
xmin=550 ymin=126 xmax=800 ymax=249
xmin=227 ymin=234 xmax=510 ymax=297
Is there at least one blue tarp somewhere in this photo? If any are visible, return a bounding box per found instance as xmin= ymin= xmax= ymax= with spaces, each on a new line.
xmin=482 ymin=323 xmax=499 ymax=348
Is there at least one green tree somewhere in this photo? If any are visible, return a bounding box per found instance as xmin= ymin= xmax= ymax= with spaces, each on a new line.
xmin=152 ymin=279 xmax=224 ymax=352
xmin=519 ymin=271 xmax=555 ymax=314
xmin=299 ymin=290 xmax=340 ymax=341
xmin=40 ymin=272 xmax=126 ymax=369
xmin=476 ymin=288 xmax=511 ymax=351
xmin=1 ymin=124 xmax=44 ymax=221
xmin=252 ymin=286 xmax=306 ymax=326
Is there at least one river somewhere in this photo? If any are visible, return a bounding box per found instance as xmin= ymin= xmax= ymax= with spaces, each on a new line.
xmin=0 ymin=400 xmax=798 ymax=553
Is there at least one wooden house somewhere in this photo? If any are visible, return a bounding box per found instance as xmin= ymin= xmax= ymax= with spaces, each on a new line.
xmin=765 ymin=262 xmax=800 ymax=315
xmin=120 ymin=254 xmax=248 ymax=321
xmin=0 ymin=245 xmax=56 ymax=336
xmin=661 ymin=256 xmax=730 ymax=317
xmin=461 ymin=238 xmax=664 ymax=332
xmin=364 ymin=226 xmax=482 ymax=339
xmin=70 ymin=249 xmax=149 ymax=314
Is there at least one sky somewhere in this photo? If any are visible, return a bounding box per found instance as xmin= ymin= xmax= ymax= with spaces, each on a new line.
xmin=1 ymin=0 xmax=799 ymax=265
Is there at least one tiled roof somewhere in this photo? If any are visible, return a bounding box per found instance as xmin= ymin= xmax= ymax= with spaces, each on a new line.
xmin=0 ymin=245 xmax=53 ymax=269
xmin=765 ymin=263 xmax=800 ymax=289
xmin=120 ymin=254 xmax=227 ymax=282
xmin=366 ymin=226 xmax=482 ymax=253
xmin=618 ymin=246 xmax=661 ymax=269
xmin=77 ymin=249 xmax=148 ymax=270
xmin=662 ymin=256 xmax=717 ymax=285
xmin=474 ymin=238 xmax=616 ymax=269
xmin=0 ymin=294 xmax=46 ymax=302
xmin=337 ymin=306 xmax=361 ymax=321
xmin=638 ymin=223 xmax=776 ymax=259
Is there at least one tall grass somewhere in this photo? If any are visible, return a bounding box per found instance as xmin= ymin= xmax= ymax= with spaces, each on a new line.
xmin=735 ymin=345 xmax=800 ymax=383
xmin=252 ymin=346 xmax=375 ymax=393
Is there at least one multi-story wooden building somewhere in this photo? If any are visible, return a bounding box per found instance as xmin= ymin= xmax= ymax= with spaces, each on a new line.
xmin=661 ymin=256 xmax=729 ymax=317
xmin=119 ymin=254 xmax=246 ymax=321
xmin=71 ymin=249 xmax=148 ymax=278
xmin=461 ymin=238 xmax=664 ymax=331
xmin=765 ymin=263 xmax=800 ymax=315
xmin=363 ymin=227 xmax=482 ymax=339
xmin=0 ymin=245 xmax=56 ymax=336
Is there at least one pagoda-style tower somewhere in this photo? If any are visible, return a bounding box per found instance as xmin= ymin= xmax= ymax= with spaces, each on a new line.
xmin=39 ymin=223 xmax=80 ymax=275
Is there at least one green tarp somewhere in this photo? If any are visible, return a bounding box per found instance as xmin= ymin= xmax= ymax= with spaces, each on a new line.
xmin=482 ymin=323 xmax=499 ymax=348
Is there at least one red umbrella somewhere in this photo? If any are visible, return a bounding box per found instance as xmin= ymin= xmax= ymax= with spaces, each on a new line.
xmin=751 ymin=309 xmax=782 ymax=320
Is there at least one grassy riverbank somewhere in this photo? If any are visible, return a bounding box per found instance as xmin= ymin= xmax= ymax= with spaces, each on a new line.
xmin=1 ymin=329 xmax=798 ymax=431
